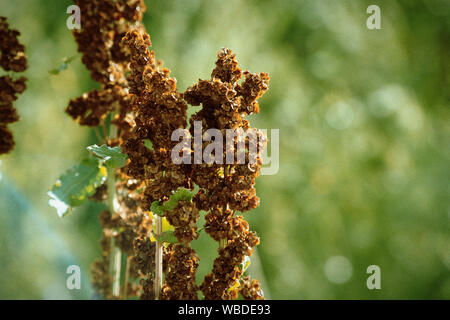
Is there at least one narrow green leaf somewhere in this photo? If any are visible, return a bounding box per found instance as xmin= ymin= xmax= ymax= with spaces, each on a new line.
xmin=47 ymin=158 xmax=107 ymax=217
xmin=87 ymin=144 xmax=128 ymax=168
xmin=150 ymin=187 xmax=195 ymax=216
xmin=154 ymin=231 xmax=178 ymax=244
xmin=48 ymin=55 xmax=77 ymax=75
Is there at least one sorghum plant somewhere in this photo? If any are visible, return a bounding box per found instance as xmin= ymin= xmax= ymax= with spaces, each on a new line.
xmin=0 ymin=17 xmax=27 ymax=155
xmin=48 ymin=0 xmax=269 ymax=300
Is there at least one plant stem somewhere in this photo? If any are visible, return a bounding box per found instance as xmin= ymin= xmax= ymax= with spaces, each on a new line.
xmin=107 ymin=167 xmax=116 ymax=213
xmin=94 ymin=127 xmax=103 ymax=143
xmin=102 ymin=123 xmax=109 ymax=141
xmin=219 ymin=165 xmax=231 ymax=249
xmin=154 ymin=215 xmax=163 ymax=299
xmin=112 ymin=245 xmax=122 ymax=297
xmin=123 ymin=255 xmax=131 ymax=299
xmin=107 ymin=166 xmax=121 ymax=298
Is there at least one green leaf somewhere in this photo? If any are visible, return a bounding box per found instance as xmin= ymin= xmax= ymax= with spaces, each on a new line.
xmin=164 ymin=187 xmax=195 ymax=211
xmin=150 ymin=187 xmax=195 ymax=216
xmin=154 ymin=231 xmax=178 ymax=244
xmin=87 ymin=144 xmax=128 ymax=168
xmin=143 ymin=139 xmax=153 ymax=150
xmin=48 ymin=158 xmax=107 ymax=217
xmin=151 ymin=201 xmax=165 ymax=217
xmin=197 ymin=226 xmax=205 ymax=234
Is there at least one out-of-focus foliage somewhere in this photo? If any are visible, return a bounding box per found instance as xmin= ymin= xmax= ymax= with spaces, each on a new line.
xmin=0 ymin=0 xmax=448 ymax=299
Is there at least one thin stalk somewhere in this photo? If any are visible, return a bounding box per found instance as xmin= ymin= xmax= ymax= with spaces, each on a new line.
xmin=105 ymin=117 xmax=122 ymax=298
xmin=123 ymin=256 xmax=131 ymax=299
xmin=219 ymin=165 xmax=231 ymax=249
xmin=94 ymin=127 xmax=103 ymax=143
xmin=154 ymin=215 xmax=163 ymax=299
xmin=107 ymin=167 xmax=116 ymax=212
xmin=102 ymin=123 xmax=109 ymax=141
xmin=112 ymin=245 xmax=122 ymax=297
xmin=107 ymin=166 xmax=121 ymax=298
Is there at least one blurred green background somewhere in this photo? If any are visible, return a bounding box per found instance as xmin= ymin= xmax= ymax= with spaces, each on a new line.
xmin=0 ymin=0 xmax=449 ymax=299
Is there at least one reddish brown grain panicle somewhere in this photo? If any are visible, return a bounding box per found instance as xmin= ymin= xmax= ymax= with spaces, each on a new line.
xmin=0 ymin=17 xmax=27 ymax=155
xmin=185 ymin=47 xmax=269 ymax=300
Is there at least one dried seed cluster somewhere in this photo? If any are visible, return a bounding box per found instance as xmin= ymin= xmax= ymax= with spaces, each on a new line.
xmin=239 ymin=276 xmax=264 ymax=300
xmin=66 ymin=0 xmax=146 ymax=129
xmin=165 ymin=200 xmax=200 ymax=244
xmin=185 ymin=48 xmax=269 ymax=299
xmin=91 ymin=226 xmax=113 ymax=299
xmin=121 ymin=29 xmax=200 ymax=300
xmin=64 ymin=0 xmax=152 ymax=299
xmin=66 ymin=0 xmax=269 ymax=300
xmin=0 ymin=17 xmax=27 ymax=72
xmin=0 ymin=17 xmax=27 ymax=155
xmin=122 ymin=43 xmax=269 ymax=299
xmin=72 ymin=0 xmax=145 ymax=85
xmin=121 ymin=29 xmax=189 ymax=199
xmin=160 ymin=244 xmax=199 ymax=300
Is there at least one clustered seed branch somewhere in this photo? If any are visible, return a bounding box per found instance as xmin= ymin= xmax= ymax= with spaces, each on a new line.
xmin=121 ymin=28 xmax=199 ymax=300
xmin=65 ymin=0 xmax=152 ymax=299
xmin=186 ymin=48 xmax=269 ymax=300
xmin=64 ymin=0 xmax=269 ymax=300
xmin=0 ymin=16 xmax=27 ymax=155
